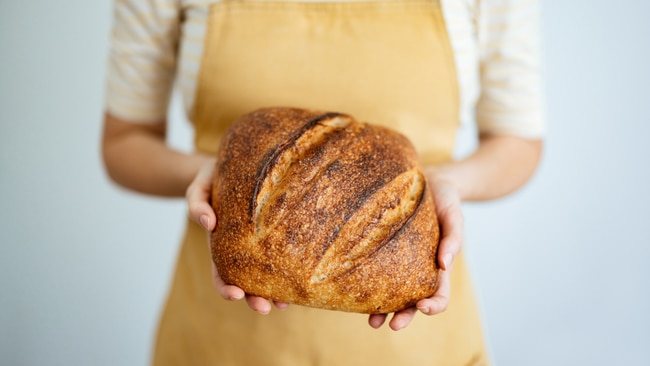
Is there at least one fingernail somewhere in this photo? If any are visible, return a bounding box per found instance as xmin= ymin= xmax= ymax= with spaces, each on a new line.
xmin=443 ymin=253 xmax=453 ymax=270
xmin=199 ymin=215 xmax=210 ymax=231
xmin=418 ymin=306 xmax=430 ymax=314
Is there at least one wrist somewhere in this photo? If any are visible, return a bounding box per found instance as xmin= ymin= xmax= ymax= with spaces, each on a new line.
xmin=423 ymin=165 xmax=469 ymax=201
xmin=182 ymin=153 xmax=215 ymax=189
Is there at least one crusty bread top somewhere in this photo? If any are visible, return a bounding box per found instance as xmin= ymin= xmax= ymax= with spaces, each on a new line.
xmin=211 ymin=107 xmax=440 ymax=314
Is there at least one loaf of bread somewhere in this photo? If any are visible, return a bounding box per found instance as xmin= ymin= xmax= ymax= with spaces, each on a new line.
xmin=210 ymin=107 xmax=440 ymax=314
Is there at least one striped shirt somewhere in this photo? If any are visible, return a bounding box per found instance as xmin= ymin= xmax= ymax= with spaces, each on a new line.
xmin=105 ymin=0 xmax=544 ymax=140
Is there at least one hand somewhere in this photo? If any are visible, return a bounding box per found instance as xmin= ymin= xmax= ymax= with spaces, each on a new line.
xmin=186 ymin=157 xmax=289 ymax=314
xmin=368 ymin=172 xmax=463 ymax=331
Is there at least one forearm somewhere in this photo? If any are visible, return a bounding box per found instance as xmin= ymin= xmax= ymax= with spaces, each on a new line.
xmin=101 ymin=112 xmax=211 ymax=197
xmin=425 ymin=134 xmax=543 ymax=202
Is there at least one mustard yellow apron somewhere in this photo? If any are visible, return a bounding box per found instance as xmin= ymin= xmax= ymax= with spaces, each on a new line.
xmin=154 ymin=1 xmax=488 ymax=364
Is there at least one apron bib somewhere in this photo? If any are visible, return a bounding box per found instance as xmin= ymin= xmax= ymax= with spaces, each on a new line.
xmin=154 ymin=1 xmax=488 ymax=364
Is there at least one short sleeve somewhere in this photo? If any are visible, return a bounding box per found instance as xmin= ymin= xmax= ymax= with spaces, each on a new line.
xmin=104 ymin=0 xmax=181 ymax=123
xmin=476 ymin=0 xmax=545 ymax=138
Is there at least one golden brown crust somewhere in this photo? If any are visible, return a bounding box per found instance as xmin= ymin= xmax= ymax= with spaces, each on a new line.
xmin=211 ymin=107 xmax=440 ymax=314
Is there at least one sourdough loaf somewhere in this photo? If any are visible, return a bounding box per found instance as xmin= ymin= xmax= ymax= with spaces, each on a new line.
xmin=210 ymin=107 xmax=440 ymax=314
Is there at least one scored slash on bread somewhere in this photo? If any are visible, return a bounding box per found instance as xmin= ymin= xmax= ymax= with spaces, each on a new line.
xmin=211 ymin=107 xmax=440 ymax=314
xmin=310 ymin=168 xmax=425 ymax=285
xmin=251 ymin=112 xmax=359 ymax=237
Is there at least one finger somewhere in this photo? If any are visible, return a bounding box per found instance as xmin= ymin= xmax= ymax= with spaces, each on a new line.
xmin=221 ymin=285 xmax=246 ymax=301
xmin=186 ymin=162 xmax=217 ymax=232
xmin=246 ymin=295 xmax=272 ymax=315
xmin=368 ymin=314 xmax=387 ymax=329
xmin=187 ymin=185 xmax=216 ymax=231
xmin=416 ymin=268 xmax=452 ymax=316
xmin=273 ymin=301 xmax=290 ymax=310
xmin=437 ymin=203 xmax=463 ymax=270
xmin=388 ymin=307 xmax=418 ymax=331
xmin=211 ymin=260 xmax=245 ymax=300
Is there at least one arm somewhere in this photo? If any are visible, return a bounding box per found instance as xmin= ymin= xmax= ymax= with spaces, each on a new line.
xmin=368 ymin=134 xmax=542 ymax=331
xmin=102 ymin=0 xmax=194 ymax=197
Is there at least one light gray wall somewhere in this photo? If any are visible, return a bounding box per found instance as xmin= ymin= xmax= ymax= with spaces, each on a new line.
xmin=1 ymin=0 xmax=648 ymax=365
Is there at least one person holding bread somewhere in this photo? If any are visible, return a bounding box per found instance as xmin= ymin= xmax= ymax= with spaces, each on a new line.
xmin=102 ymin=0 xmax=544 ymax=364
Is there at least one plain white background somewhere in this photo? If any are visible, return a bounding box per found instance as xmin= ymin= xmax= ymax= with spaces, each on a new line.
xmin=1 ymin=0 xmax=649 ymax=365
